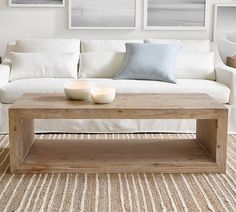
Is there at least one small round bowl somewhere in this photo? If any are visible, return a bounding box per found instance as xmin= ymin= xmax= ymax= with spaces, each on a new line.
xmin=91 ymin=87 xmax=116 ymax=104
xmin=64 ymin=80 xmax=93 ymax=100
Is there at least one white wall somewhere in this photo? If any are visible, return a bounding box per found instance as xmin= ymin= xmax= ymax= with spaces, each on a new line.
xmin=0 ymin=0 xmax=233 ymax=56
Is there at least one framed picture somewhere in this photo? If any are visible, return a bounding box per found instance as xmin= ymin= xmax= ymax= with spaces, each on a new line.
xmin=69 ymin=0 xmax=137 ymax=29
xmin=9 ymin=0 xmax=65 ymax=7
xmin=144 ymin=0 xmax=208 ymax=30
xmin=213 ymin=4 xmax=236 ymax=62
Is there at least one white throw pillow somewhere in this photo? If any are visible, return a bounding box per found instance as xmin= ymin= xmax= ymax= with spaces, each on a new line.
xmin=175 ymin=52 xmax=215 ymax=80
xmin=9 ymin=52 xmax=79 ymax=81
xmin=81 ymin=40 xmax=144 ymax=52
xmin=15 ymin=39 xmax=80 ymax=53
xmin=79 ymin=52 xmax=125 ymax=78
xmin=3 ymin=42 xmax=16 ymax=65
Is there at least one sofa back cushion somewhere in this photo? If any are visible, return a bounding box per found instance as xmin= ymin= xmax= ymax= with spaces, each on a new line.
xmin=181 ymin=40 xmax=211 ymax=53
xmin=9 ymin=52 xmax=79 ymax=81
xmin=79 ymin=52 xmax=124 ymax=78
xmin=145 ymin=39 xmax=210 ymax=53
xmin=176 ymin=52 xmax=215 ymax=80
xmin=79 ymin=40 xmax=143 ymax=78
xmin=15 ymin=39 xmax=80 ymax=53
xmin=146 ymin=39 xmax=215 ymax=80
xmin=4 ymin=39 xmax=215 ymax=80
xmin=81 ymin=40 xmax=144 ymax=52
xmin=145 ymin=39 xmax=182 ymax=45
xmin=79 ymin=39 xmax=215 ymax=80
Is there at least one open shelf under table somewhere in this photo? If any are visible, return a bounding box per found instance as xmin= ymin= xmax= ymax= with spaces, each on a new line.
xmin=19 ymin=138 xmax=218 ymax=173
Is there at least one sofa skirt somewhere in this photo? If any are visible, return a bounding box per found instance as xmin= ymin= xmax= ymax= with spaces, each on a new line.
xmin=1 ymin=104 xmax=235 ymax=134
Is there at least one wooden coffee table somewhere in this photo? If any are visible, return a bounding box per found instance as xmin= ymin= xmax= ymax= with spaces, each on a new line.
xmin=9 ymin=93 xmax=228 ymax=173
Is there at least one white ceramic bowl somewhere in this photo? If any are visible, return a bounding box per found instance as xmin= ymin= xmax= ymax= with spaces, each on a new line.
xmin=64 ymin=80 xmax=93 ymax=100
xmin=91 ymin=87 xmax=116 ymax=104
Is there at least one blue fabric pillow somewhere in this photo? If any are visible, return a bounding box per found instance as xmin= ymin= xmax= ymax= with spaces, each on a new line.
xmin=115 ymin=43 xmax=182 ymax=83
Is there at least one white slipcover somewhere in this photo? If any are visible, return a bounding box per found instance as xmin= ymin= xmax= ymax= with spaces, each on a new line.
xmin=181 ymin=40 xmax=211 ymax=53
xmin=80 ymin=39 xmax=215 ymax=80
xmin=175 ymin=52 xmax=215 ymax=80
xmin=15 ymin=39 xmax=81 ymax=53
xmin=79 ymin=52 xmax=124 ymax=78
xmin=0 ymin=39 xmax=235 ymax=133
xmin=145 ymin=39 xmax=211 ymax=53
xmin=81 ymin=40 xmax=143 ymax=52
xmin=0 ymin=78 xmax=230 ymax=104
xmin=9 ymin=52 xmax=79 ymax=81
xmin=144 ymin=39 xmax=182 ymax=45
xmin=79 ymin=51 xmax=215 ymax=80
xmin=0 ymin=65 xmax=10 ymax=88
xmin=3 ymin=39 xmax=81 ymax=65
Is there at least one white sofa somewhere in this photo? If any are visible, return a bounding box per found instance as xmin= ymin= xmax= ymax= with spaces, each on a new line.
xmin=0 ymin=39 xmax=235 ymax=133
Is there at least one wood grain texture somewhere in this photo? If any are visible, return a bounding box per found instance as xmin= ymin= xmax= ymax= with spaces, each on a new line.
xmin=9 ymin=93 xmax=228 ymax=173
xmin=215 ymin=110 xmax=228 ymax=172
xmin=16 ymin=139 xmax=219 ymax=173
xmin=197 ymin=119 xmax=217 ymax=159
xmin=11 ymin=93 xmax=226 ymax=110
xmin=197 ymin=110 xmax=228 ymax=172
xmin=9 ymin=112 xmax=34 ymax=173
xmin=10 ymin=93 xmax=226 ymax=119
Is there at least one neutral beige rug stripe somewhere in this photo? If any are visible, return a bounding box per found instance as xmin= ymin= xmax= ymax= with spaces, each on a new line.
xmin=0 ymin=134 xmax=236 ymax=211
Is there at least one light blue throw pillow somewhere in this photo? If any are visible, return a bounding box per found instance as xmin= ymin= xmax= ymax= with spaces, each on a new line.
xmin=115 ymin=43 xmax=182 ymax=83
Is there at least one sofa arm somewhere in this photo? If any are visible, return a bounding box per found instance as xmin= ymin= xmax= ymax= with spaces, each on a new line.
xmin=0 ymin=64 xmax=10 ymax=88
xmin=215 ymin=64 xmax=236 ymax=104
xmin=213 ymin=43 xmax=236 ymax=104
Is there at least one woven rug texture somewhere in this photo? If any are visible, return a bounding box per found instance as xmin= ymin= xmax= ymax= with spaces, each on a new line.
xmin=0 ymin=133 xmax=235 ymax=212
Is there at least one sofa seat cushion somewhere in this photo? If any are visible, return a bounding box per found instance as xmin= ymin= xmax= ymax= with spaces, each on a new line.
xmin=0 ymin=78 xmax=230 ymax=104
xmin=0 ymin=78 xmax=69 ymax=104
xmin=85 ymin=79 xmax=230 ymax=104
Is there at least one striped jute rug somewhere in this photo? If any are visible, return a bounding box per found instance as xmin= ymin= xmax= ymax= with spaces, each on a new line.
xmin=0 ymin=134 xmax=236 ymax=211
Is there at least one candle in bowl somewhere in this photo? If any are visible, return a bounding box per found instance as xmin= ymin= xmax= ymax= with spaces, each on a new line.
xmin=64 ymin=80 xmax=93 ymax=100
xmin=91 ymin=87 xmax=116 ymax=104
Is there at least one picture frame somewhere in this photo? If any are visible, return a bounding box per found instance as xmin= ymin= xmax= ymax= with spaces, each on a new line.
xmin=213 ymin=4 xmax=236 ymax=41
xmin=144 ymin=0 xmax=208 ymax=30
xmin=9 ymin=0 xmax=65 ymax=8
xmin=69 ymin=0 xmax=137 ymax=30
xmin=213 ymin=4 xmax=236 ymax=63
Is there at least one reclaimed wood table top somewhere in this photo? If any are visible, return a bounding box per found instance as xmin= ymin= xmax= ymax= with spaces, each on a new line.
xmin=11 ymin=93 xmax=225 ymax=110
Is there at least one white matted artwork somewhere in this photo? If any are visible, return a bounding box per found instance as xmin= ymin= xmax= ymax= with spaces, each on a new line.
xmin=69 ymin=0 xmax=137 ymax=29
xmin=144 ymin=0 xmax=208 ymax=30
xmin=213 ymin=4 xmax=236 ymax=63
xmin=9 ymin=0 xmax=65 ymax=7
